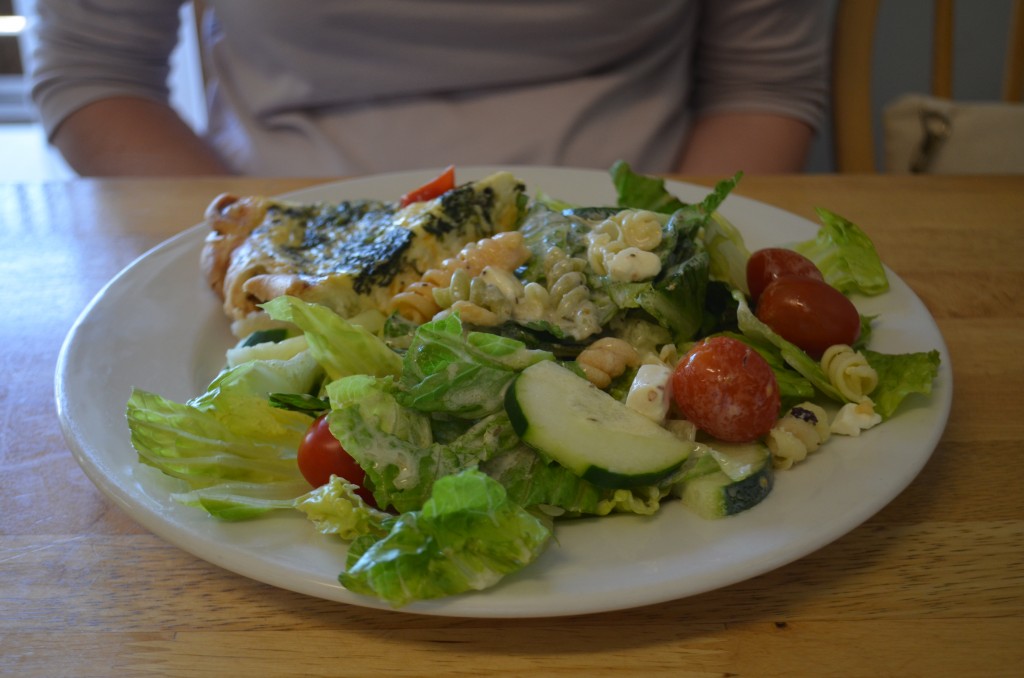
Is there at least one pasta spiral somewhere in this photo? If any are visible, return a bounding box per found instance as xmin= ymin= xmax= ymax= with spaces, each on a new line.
xmin=767 ymin=402 xmax=831 ymax=470
xmin=434 ymin=268 xmax=519 ymax=327
xmin=388 ymin=231 xmax=531 ymax=323
xmin=576 ymin=337 xmax=641 ymax=389
xmin=821 ymin=344 xmax=878 ymax=403
xmin=426 ymin=244 xmax=603 ymax=339
xmin=586 ymin=209 xmax=663 ymax=280
xmin=539 ymin=248 xmax=601 ymax=340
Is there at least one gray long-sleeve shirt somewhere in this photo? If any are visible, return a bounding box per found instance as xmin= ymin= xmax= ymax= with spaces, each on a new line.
xmin=27 ymin=0 xmax=829 ymax=176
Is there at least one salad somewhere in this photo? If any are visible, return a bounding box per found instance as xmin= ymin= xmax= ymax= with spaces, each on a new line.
xmin=125 ymin=163 xmax=940 ymax=608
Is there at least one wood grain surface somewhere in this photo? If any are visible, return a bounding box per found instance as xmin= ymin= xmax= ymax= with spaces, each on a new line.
xmin=2 ymin=175 xmax=1021 ymax=677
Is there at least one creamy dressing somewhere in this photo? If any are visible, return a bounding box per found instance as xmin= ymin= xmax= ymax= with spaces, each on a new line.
xmin=368 ymin=438 xmax=423 ymax=490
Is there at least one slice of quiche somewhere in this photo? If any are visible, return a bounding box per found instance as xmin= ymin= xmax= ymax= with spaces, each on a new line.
xmin=200 ymin=171 xmax=526 ymax=332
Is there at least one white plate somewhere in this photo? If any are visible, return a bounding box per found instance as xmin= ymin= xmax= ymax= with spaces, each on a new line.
xmin=56 ymin=166 xmax=952 ymax=618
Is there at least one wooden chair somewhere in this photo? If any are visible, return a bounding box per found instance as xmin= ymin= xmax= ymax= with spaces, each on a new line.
xmin=831 ymin=0 xmax=1024 ymax=173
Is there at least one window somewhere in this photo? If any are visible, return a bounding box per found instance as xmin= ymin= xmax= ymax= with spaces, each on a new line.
xmin=0 ymin=0 xmax=32 ymax=122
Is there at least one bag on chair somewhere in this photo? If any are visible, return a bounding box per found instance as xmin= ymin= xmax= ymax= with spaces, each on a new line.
xmin=882 ymin=93 xmax=1024 ymax=174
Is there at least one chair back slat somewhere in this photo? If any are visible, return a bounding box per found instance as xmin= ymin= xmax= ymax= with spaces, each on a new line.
xmin=931 ymin=0 xmax=955 ymax=98
xmin=831 ymin=0 xmax=881 ymax=172
xmin=1005 ymin=0 xmax=1024 ymax=102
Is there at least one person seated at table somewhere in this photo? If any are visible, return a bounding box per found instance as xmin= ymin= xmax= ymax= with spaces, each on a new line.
xmin=26 ymin=0 xmax=829 ymax=178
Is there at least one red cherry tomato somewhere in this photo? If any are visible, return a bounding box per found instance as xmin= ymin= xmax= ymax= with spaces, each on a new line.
xmin=399 ymin=165 xmax=456 ymax=207
xmin=755 ymin=277 xmax=861 ymax=359
xmin=746 ymin=247 xmax=824 ymax=303
xmin=671 ymin=336 xmax=781 ymax=443
xmin=297 ymin=414 xmax=374 ymax=504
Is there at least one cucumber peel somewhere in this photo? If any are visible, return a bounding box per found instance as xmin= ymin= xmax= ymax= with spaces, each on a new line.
xmin=505 ymin=360 xmax=693 ymax=488
xmin=677 ymin=442 xmax=774 ymax=518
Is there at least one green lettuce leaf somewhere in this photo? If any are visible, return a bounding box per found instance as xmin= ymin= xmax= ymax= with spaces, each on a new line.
xmin=261 ymin=295 xmax=402 ymax=380
xmin=611 ymin=160 xmax=741 ymax=226
xmin=704 ymin=211 xmax=752 ymax=295
xmin=326 ymin=375 xmax=435 ymax=512
xmin=126 ymin=350 xmax=324 ymax=518
xmin=611 ymin=160 xmax=689 ymax=214
xmin=327 ymin=375 xmax=520 ymax=513
xmin=532 ymin=191 xmax=578 ymax=213
xmin=398 ymin=313 xmax=553 ymax=419
xmin=173 ymin=480 xmax=311 ymax=521
xmin=480 ymin=445 xmax=663 ymax=517
xmin=190 ymin=349 xmax=324 ymax=416
xmin=864 ymin=349 xmax=942 ymax=419
xmin=795 ymin=208 xmax=889 ymax=296
xmin=634 ymin=251 xmax=710 ymax=343
xmin=293 ymin=475 xmax=394 ymax=540
xmin=339 ymin=468 xmax=552 ymax=607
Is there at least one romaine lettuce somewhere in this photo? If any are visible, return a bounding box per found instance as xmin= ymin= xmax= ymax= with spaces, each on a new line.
xmin=480 ymin=445 xmax=663 ymax=517
xmin=294 ymin=475 xmax=393 ymax=540
xmin=703 ymin=211 xmax=752 ymax=295
xmin=174 ymin=480 xmax=311 ymax=521
xmin=126 ymin=349 xmax=324 ymax=519
xmin=611 ymin=160 xmax=689 ymax=214
xmin=795 ymin=208 xmax=889 ymax=296
xmin=262 ymin=295 xmax=402 ymax=380
xmin=326 ymin=374 xmax=521 ymax=513
xmin=863 ymin=349 xmax=942 ymax=419
xmin=398 ymin=313 xmax=553 ymax=419
xmin=611 ymin=160 xmax=741 ymax=225
xmin=633 ymin=251 xmax=710 ymax=343
xmin=339 ymin=468 xmax=552 ymax=607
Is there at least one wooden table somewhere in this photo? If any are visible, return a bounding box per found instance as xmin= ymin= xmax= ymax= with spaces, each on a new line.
xmin=2 ymin=175 xmax=1022 ymax=677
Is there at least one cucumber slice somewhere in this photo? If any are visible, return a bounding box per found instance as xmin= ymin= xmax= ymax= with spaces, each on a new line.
xmin=505 ymin=360 xmax=694 ymax=488
xmin=226 ymin=334 xmax=308 ymax=368
xmin=240 ymin=328 xmax=290 ymax=347
xmin=707 ymin=441 xmax=773 ymax=482
xmin=678 ymin=442 xmax=774 ymax=519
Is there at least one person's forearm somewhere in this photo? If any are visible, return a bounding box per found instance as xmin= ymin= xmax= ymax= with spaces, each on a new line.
xmin=676 ymin=112 xmax=814 ymax=175
xmin=51 ymin=97 xmax=231 ymax=176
